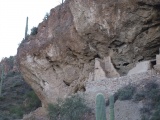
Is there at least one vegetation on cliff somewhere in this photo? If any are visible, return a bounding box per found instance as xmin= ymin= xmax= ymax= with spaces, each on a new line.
xmin=0 ymin=57 xmax=41 ymax=120
xmin=48 ymin=94 xmax=92 ymax=120
xmin=113 ymin=78 xmax=160 ymax=120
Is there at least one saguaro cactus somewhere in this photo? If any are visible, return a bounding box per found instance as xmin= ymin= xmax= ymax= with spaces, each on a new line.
xmin=25 ymin=17 xmax=28 ymax=39
xmin=0 ymin=65 xmax=4 ymax=97
xmin=96 ymin=93 xmax=107 ymax=120
xmin=109 ymin=95 xmax=115 ymax=120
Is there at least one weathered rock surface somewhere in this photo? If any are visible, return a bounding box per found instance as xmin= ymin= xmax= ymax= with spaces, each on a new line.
xmin=23 ymin=107 xmax=48 ymax=120
xmin=128 ymin=61 xmax=151 ymax=75
xmin=17 ymin=0 xmax=160 ymax=107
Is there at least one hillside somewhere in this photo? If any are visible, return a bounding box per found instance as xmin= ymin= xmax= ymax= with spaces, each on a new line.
xmin=0 ymin=56 xmax=41 ymax=120
xmin=2 ymin=0 xmax=160 ymax=119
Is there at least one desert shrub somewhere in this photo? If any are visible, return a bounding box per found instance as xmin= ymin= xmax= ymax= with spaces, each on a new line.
xmin=9 ymin=105 xmax=24 ymax=118
xmin=133 ymin=81 xmax=160 ymax=102
xmin=25 ymin=91 xmax=41 ymax=110
xmin=147 ymin=89 xmax=160 ymax=104
xmin=48 ymin=94 xmax=91 ymax=120
xmin=132 ymin=81 xmax=160 ymax=120
xmin=7 ymin=56 xmax=14 ymax=69
xmin=140 ymin=104 xmax=152 ymax=114
xmin=144 ymin=82 xmax=160 ymax=105
xmin=0 ymin=96 xmax=5 ymax=101
xmin=116 ymin=85 xmax=136 ymax=100
xmin=150 ymin=106 xmax=160 ymax=120
xmin=48 ymin=101 xmax=62 ymax=119
xmin=43 ymin=13 xmax=49 ymax=21
xmin=6 ymin=71 xmax=16 ymax=78
xmin=133 ymin=91 xmax=146 ymax=101
xmin=30 ymin=27 xmax=38 ymax=35
xmin=141 ymin=115 xmax=149 ymax=120
xmin=144 ymin=81 xmax=158 ymax=90
xmin=0 ymin=113 xmax=11 ymax=120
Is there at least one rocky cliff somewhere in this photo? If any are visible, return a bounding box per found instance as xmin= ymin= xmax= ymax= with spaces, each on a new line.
xmin=0 ymin=56 xmax=19 ymax=76
xmin=17 ymin=0 xmax=160 ymax=107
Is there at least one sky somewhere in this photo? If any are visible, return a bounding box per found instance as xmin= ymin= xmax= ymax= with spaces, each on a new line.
xmin=0 ymin=0 xmax=62 ymax=60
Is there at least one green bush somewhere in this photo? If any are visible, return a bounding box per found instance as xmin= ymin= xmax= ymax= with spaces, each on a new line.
xmin=116 ymin=85 xmax=135 ymax=100
xmin=6 ymin=71 xmax=16 ymax=78
xmin=48 ymin=94 xmax=91 ymax=120
xmin=48 ymin=100 xmax=62 ymax=119
xmin=133 ymin=82 xmax=160 ymax=102
xmin=30 ymin=27 xmax=38 ymax=35
xmin=150 ymin=106 xmax=160 ymax=120
xmin=0 ymin=96 xmax=5 ymax=101
xmin=9 ymin=105 xmax=24 ymax=118
xmin=8 ymin=91 xmax=41 ymax=118
xmin=133 ymin=91 xmax=145 ymax=101
xmin=7 ymin=56 xmax=14 ymax=69
xmin=141 ymin=115 xmax=149 ymax=120
xmin=43 ymin=13 xmax=49 ymax=21
xmin=144 ymin=82 xmax=160 ymax=106
xmin=25 ymin=91 xmax=41 ymax=110
xmin=131 ymin=81 xmax=160 ymax=120
xmin=147 ymin=89 xmax=160 ymax=104
xmin=145 ymin=81 xmax=158 ymax=90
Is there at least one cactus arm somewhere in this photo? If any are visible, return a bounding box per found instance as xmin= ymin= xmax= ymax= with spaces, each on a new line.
xmin=109 ymin=95 xmax=115 ymax=120
xmin=96 ymin=93 xmax=107 ymax=120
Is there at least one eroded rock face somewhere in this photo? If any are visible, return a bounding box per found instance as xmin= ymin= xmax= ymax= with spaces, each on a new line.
xmin=17 ymin=0 xmax=160 ymax=107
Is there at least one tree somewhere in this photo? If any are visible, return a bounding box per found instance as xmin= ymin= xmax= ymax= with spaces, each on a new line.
xmin=43 ymin=13 xmax=49 ymax=21
xmin=30 ymin=27 xmax=38 ymax=35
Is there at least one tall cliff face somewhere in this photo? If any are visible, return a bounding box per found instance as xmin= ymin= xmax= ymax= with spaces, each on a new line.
xmin=17 ymin=0 xmax=160 ymax=107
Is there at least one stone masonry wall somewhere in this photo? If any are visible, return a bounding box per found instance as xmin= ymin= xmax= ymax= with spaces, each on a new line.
xmin=85 ymin=70 xmax=157 ymax=107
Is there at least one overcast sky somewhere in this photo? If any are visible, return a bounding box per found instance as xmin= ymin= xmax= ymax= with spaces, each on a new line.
xmin=0 ymin=0 xmax=62 ymax=60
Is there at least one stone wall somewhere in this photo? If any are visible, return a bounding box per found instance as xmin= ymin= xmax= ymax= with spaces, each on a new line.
xmin=85 ymin=70 xmax=156 ymax=107
xmin=85 ymin=54 xmax=160 ymax=107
